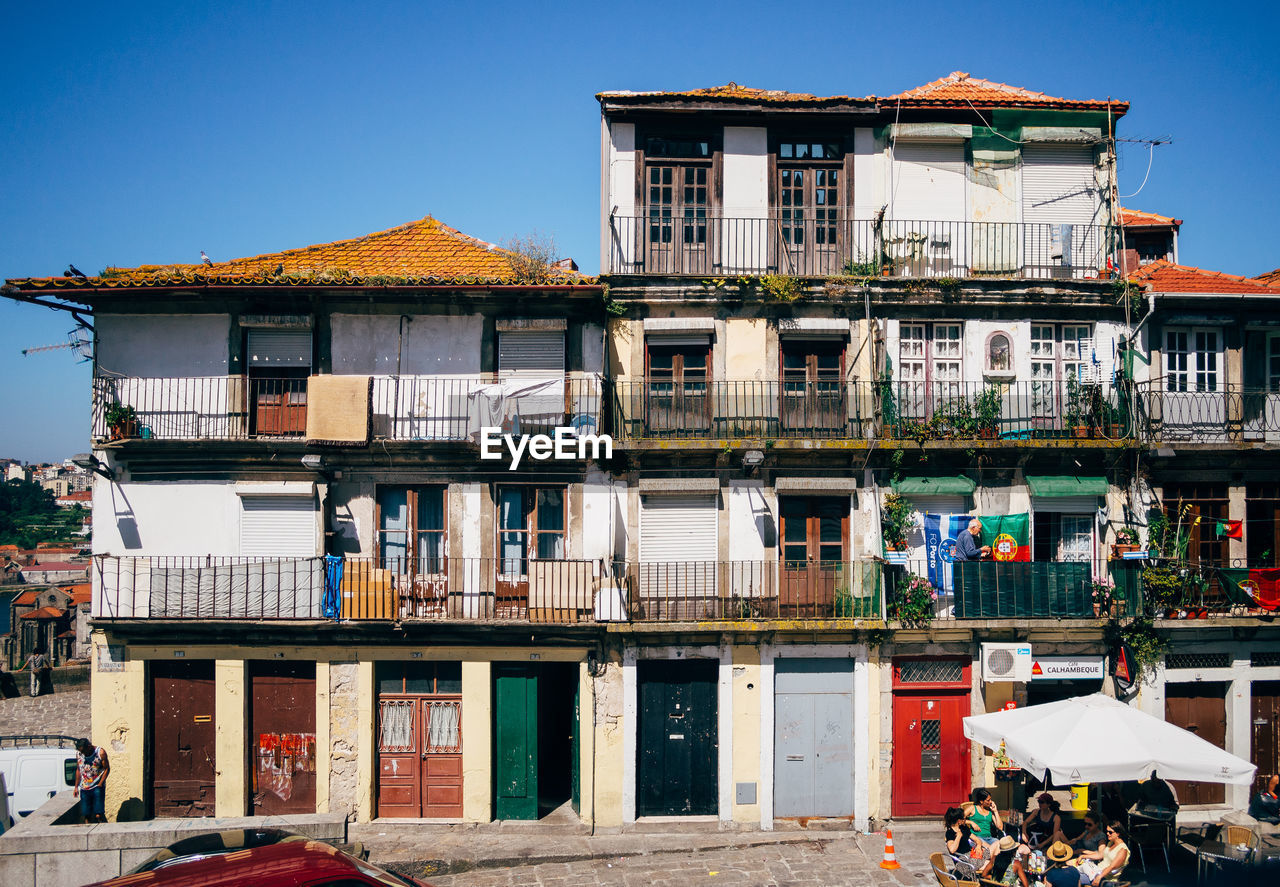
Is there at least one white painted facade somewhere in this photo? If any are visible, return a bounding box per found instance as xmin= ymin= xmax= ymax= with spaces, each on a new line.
xmin=96 ymin=314 xmax=231 ymax=377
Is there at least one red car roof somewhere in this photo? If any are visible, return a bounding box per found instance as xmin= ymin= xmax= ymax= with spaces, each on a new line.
xmin=83 ymin=840 xmax=420 ymax=887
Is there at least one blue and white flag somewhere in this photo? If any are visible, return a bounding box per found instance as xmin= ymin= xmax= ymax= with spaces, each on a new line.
xmin=923 ymin=513 xmax=972 ymax=593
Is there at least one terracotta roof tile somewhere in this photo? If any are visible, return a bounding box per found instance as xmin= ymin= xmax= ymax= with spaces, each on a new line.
xmin=7 ymin=215 xmax=593 ymax=290
xmin=1128 ymin=260 xmax=1280 ymax=296
xmin=19 ymin=606 xmax=66 ymax=620
xmin=68 ymin=588 xmax=93 ymax=605
xmin=1253 ymin=268 xmax=1280 ymax=287
xmin=882 ymin=71 xmax=1124 ymax=112
xmin=597 ymin=82 xmax=869 ymax=104
xmin=1120 ymin=208 xmax=1182 ymax=229
xmin=14 ymin=591 xmax=39 ymax=606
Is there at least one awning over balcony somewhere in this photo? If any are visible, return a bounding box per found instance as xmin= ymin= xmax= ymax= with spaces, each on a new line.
xmin=1026 ymin=476 xmax=1107 ymax=497
xmin=890 ymin=476 xmax=975 ymax=495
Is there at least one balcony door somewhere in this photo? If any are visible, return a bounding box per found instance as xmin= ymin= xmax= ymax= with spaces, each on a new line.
xmin=246 ymin=329 xmax=310 ymax=437
xmin=643 ymin=134 xmax=713 ymax=275
xmin=776 ymin=141 xmax=844 ymax=276
xmin=377 ymin=486 xmax=447 ymax=617
xmin=646 ymin=339 xmax=710 ymax=435
xmin=898 ymin=323 xmax=962 ymax=421
xmin=781 ymin=340 xmax=845 ymax=435
xmin=1163 ymin=328 xmax=1223 ymax=440
xmin=497 ymin=487 xmax=565 ymax=617
xmin=1030 ymin=324 xmax=1091 ymax=431
xmin=780 ymin=495 xmax=848 ymax=617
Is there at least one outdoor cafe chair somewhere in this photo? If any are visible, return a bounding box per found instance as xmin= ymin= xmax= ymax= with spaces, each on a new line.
xmin=930 ymin=851 xmax=978 ymax=887
xmin=1130 ymin=819 xmax=1172 ymax=873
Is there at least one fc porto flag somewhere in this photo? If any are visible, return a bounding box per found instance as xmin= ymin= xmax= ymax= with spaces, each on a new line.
xmin=924 ymin=513 xmax=972 ymax=592
xmin=979 ymin=513 xmax=1031 ymax=562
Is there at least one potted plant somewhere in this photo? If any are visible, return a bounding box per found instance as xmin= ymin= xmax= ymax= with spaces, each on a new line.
xmin=1091 ymin=579 xmax=1114 ymax=617
xmin=880 ymin=492 xmax=916 ymax=558
xmin=104 ymin=402 xmax=139 ymax=439
xmin=1111 ymin=527 xmax=1140 ymax=560
xmin=888 ymin=572 xmax=936 ymax=626
xmin=1065 ymin=377 xmax=1089 ymax=438
xmin=974 ymin=386 xmax=1002 ymax=439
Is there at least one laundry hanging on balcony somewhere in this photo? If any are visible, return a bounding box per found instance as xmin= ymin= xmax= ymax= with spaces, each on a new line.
xmin=466 ymin=377 xmax=564 ymax=441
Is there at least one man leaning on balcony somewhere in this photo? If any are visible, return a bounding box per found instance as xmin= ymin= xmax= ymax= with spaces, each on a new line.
xmin=954 ymin=519 xmax=991 ymax=562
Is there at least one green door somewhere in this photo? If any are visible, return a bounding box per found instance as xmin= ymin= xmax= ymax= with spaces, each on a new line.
xmin=494 ymin=664 xmax=537 ymax=820
xmin=571 ymin=679 xmax=581 ymax=815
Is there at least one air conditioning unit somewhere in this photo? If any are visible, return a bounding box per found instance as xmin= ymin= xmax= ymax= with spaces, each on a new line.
xmin=982 ymin=643 xmax=1033 ymax=682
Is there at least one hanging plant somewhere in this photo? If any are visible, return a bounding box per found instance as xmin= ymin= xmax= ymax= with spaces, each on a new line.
xmin=880 ymin=492 xmax=916 ymax=551
xmin=888 ymin=572 xmax=936 ymax=626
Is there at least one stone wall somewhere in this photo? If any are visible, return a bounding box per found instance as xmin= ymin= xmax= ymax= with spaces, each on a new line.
xmin=327 ymin=661 xmax=360 ymax=818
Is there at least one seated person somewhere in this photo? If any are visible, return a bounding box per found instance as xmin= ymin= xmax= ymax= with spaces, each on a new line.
xmin=1043 ymin=841 xmax=1079 ymax=887
xmin=1023 ymin=792 xmax=1064 ymax=853
xmin=1075 ymin=822 xmax=1129 ymax=886
xmin=963 ymin=788 xmax=1006 ymax=856
xmin=1067 ymin=811 xmax=1106 ymax=854
xmin=990 ymin=835 xmax=1031 ymax=887
xmin=946 ymin=806 xmax=983 ymax=876
xmin=1249 ymin=774 xmax=1280 ymax=824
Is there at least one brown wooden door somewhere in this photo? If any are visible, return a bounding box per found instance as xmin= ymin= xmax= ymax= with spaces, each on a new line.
xmin=376 ymin=696 xmax=463 ymax=818
xmin=892 ymin=692 xmax=970 ymax=817
xmin=645 ymin=163 xmax=710 ymax=274
xmin=781 ymin=341 xmax=845 ymax=435
xmin=1165 ymin=681 xmax=1227 ymax=804
xmin=780 ymin=496 xmax=847 ymax=617
xmin=1253 ymin=681 xmax=1280 ymax=796
xmin=646 ymin=343 xmax=710 ymax=434
xmin=151 ymin=660 xmax=216 ymax=817
xmin=777 ymin=158 xmax=843 ymax=275
xmin=250 ymin=661 xmax=316 ymax=816
xmin=249 ymin=373 xmax=308 ymax=436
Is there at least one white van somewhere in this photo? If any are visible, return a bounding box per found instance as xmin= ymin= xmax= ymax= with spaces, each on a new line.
xmin=0 ymin=736 xmax=79 ymax=825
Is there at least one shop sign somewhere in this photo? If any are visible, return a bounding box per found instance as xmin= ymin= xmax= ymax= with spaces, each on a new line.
xmin=1030 ymin=656 xmax=1105 ymax=680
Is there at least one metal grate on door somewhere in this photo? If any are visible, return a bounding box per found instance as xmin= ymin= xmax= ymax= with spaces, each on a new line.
xmin=424 ymin=700 xmax=461 ymax=753
xmin=897 ymin=660 xmax=965 ymax=684
xmin=920 ymin=719 xmax=942 ymax=783
xmin=1165 ymin=653 xmax=1230 ymax=670
xmin=1252 ymin=651 xmax=1280 ymax=668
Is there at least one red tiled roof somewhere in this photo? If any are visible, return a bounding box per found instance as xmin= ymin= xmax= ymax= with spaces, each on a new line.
xmin=56 ymin=491 xmax=92 ymax=502
xmin=1128 ymin=260 xmax=1280 ymax=295
xmin=56 ymin=630 xmax=76 ymax=639
xmin=19 ymin=606 xmax=65 ymax=620
xmin=882 ymin=71 xmax=1126 ymax=112
xmin=67 ymin=588 xmax=92 ymax=606
xmin=6 ymin=216 xmax=593 ymax=290
xmin=1121 ymin=208 xmax=1182 ymax=229
xmin=22 ymin=562 xmax=87 ymax=572
xmin=0 ymin=545 xmax=18 ymax=553
xmin=600 ymin=72 xmax=1124 ymax=113
xmin=1254 ymin=268 xmax=1280 ymax=287
xmin=13 ymin=591 xmax=39 ymax=606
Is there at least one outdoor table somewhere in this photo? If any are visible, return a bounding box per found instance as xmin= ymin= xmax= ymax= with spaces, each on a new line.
xmin=1196 ymin=839 xmax=1252 ymax=885
xmin=1128 ymin=803 xmax=1176 ymax=851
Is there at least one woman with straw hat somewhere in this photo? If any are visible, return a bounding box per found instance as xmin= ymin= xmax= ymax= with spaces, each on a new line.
xmin=1043 ymin=841 xmax=1078 ymax=887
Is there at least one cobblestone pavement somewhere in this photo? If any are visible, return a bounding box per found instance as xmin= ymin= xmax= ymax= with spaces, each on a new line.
xmin=0 ymin=687 xmax=90 ymax=737
xmin=417 ymin=833 xmax=931 ymax=887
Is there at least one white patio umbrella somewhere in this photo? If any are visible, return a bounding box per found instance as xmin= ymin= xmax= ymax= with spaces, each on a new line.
xmin=963 ymin=694 xmax=1257 ymax=785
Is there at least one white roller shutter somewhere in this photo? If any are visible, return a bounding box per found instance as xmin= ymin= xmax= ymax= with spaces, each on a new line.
xmin=1031 ymin=495 xmax=1099 ymax=514
xmin=247 ymin=330 xmax=312 ymax=367
xmin=498 ymin=330 xmax=565 ymax=375
xmin=239 ymin=495 xmax=317 ymax=557
xmin=1021 ymin=144 xmax=1099 ymax=225
xmin=640 ymin=494 xmax=718 ymax=603
xmin=905 ymin=495 xmax=967 ymax=517
xmin=890 ymin=141 xmax=966 ymax=222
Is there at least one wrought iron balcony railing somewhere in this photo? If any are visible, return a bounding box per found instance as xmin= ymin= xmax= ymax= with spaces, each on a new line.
xmin=1135 ymin=381 xmax=1280 ymax=445
xmin=91 ymin=373 xmax=603 ymax=444
xmin=611 ymin=380 xmax=1130 ymax=442
xmin=607 ymin=214 xmax=1112 ymax=280
xmin=93 ymin=555 xmax=606 ymax=623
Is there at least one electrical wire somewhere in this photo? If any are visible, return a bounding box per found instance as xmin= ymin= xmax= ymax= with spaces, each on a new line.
xmin=1119 ymin=143 xmax=1156 ymax=199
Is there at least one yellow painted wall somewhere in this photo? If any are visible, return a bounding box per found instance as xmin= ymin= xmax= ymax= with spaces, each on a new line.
xmin=315 ymin=660 xmax=330 ymax=813
xmin=591 ymin=656 xmax=625 ymax=828
xmin=725 ymin=318 xmax=768 ymax=380
xmin=731 ymin=646 xmax=762 ymax=823
xmin=214 ymin=659 xmax=247 ymax=816
xmin=461 ymin=659 xmax=492 ymax=821
xmin=355 ymin=660 xmax=375 ymax=821
xmin=90 ymin=632 xmax=146 ymax=821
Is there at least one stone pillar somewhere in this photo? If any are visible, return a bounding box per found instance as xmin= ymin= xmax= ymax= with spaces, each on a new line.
xmin=90 ymin=634 xmax=147 ymax=821
xmin=462 ymin=659 xmax=492 ymax=822
xmin=327 ymin=660 xmax=361 ymax=819
xmin=1229 ymin=484 xmax=1248 ymax=563
xmin=730 ymin=645 xmax=762 ymax=825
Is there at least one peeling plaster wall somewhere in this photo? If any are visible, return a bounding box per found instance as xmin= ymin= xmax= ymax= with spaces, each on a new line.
xmin=326 ymin=661 xmax=360 ymax=820
xmin=90 ymin=633 xmax=147 ymax=822
xmin=96 ymin=314 xmax=230 ymax=377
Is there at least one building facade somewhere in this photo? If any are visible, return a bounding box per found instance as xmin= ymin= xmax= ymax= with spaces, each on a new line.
xmin=3 ymin=71 xmax=1278 ymax=827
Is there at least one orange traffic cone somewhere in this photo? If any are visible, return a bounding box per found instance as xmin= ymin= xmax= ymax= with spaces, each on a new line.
xmin=880 ymin=828 xmax=901 ymax=870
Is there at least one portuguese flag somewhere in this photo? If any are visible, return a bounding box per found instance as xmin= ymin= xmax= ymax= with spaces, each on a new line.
xmin=1218 ymin=567 xmax=1280 ymax=611
xmin=980 ymin=513 xmax=1031 ymax=562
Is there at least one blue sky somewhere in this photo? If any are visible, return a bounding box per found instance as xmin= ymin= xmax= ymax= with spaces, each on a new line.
xmin=2 ymin=1 xmax=1277 ymax=462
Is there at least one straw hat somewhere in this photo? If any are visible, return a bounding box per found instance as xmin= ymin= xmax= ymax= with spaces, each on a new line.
xmin=996 ymin=835 xmax=1018 ymax=853
xmin=1047 ymin=841 xmax=1073 ymax=863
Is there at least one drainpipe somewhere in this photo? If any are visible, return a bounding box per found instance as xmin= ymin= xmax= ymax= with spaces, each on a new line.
xmin=394 ymin=315 xmax=411 ymax=435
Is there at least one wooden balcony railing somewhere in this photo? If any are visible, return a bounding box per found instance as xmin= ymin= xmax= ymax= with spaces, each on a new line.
xmin=607 ymin=214 xmax=1112 ymax=279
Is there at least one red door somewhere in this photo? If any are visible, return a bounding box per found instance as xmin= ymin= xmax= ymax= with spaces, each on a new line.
xmin=1252 ymin=681 xmax=1280 ymax=796
xmin=151 ymin=660 xmax=216 ymax=817
xmin=376 ymin=696 xmax=463 ymax=818
xmin=250 ymin=661 xmax=316 ymax=815
xmin=893 ymin=692 xmax=970 ymax=816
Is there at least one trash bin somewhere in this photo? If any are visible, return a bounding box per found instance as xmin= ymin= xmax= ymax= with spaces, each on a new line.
xmin=1069 ymin=784 xmax=1091 ymax=811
